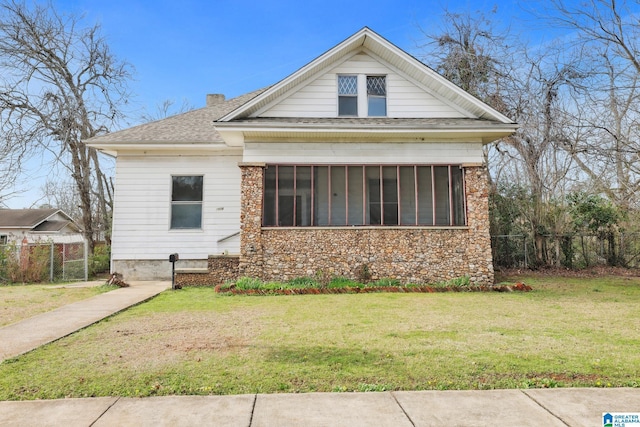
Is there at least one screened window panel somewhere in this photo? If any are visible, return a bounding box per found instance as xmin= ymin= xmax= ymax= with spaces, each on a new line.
xmin=417 ymin=166 xmax=433 ymax=225
xmin=366 ymin=166 xmax=381 ymax=225
xmin=348 ymin=166 xmax=364 ymax=225
xmin=434 ymin=166 xmax=451 ymax=225
xmin=382 ymin=166 xmax=398 ymax=225
xmin=263 ymin=167 xmax=277 ymax=226
xmin=277 ymin=166 xmax=294 ymax=226
xmin=296 ymin=166 xmax=312 ymax=226
xmin=331 ymin=166 xmax=347 ymax=226
xmin=399 ymin=166 xmax=416 ymax=225
xmin=451 ymin=167 xmax=465 ymax=226
xmin=314 ymin=166 xmax=329 ymax=226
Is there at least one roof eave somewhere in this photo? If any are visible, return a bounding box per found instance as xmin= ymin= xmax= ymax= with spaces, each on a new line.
xmin=215 ymin=124 xmax=518 ymax=145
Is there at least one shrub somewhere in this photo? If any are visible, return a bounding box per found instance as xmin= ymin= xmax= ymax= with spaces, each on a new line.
xmin=89 ymin=245 xmax=111 ymax=276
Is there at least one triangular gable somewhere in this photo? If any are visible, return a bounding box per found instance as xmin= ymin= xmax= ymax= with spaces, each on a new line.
xmin=256 ymin=50 xmax=468 ymax=119
xmin=219 ymin=27 xmax=514 ymax=124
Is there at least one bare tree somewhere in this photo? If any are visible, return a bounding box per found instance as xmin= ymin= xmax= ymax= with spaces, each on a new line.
xmin=421 ymin=8 xmax=586 ymax=265
xmin=140 ymin=98 xmax=194 ymax=123
xmin=418 ymin=6 xmax=511 ymax=106
xmin=0 ymin=1 xmax=131 ymax=251
xmin=540 ymin=0 xmax=640 ymax=211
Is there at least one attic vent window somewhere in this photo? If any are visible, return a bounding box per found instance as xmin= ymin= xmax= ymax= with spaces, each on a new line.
xmin=338 ymin=75 xmax=358 ymax=116
xmin=367 ymin=76 xmax=387 ymax=116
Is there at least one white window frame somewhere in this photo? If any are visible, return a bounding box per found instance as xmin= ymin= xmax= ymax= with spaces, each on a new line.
xmin=170 ymin=175 xmax=204 ymax=230
xmin=337 ymin=74 xmax=388 ymax=117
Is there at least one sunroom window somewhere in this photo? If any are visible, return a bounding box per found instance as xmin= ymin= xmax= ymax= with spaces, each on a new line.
xmin=263 ymin=165 xmax=466 ymax=227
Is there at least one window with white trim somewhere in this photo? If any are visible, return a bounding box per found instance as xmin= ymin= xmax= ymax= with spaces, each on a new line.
xmin=170 ymin=175 xmax=203 ymax=229
xmin=367 ymin=76 xmax=386 ymax=116
xmin=0 ymin=235 xmax=7 ymax=245
xmin=338 ymin=75 xmax=358 ymax=116
xmin=337 ymin=74 xmax=387 ymax=117
xmin=263 ymin=165 xmax=466 ymax=227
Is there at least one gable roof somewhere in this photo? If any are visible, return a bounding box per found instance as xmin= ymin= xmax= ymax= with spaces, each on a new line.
xmin=219 ymin=27 xmax=514 ymax=124
xmin=88 ymin=27 xmax=516 ymax=153
xmin=0 ymin=209 xmax=79 ymax=233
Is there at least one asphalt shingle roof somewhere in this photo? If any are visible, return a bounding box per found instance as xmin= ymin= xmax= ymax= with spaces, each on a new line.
xmin=86 ymin=88 xmax=269 ymax=144
xmin=0 ymin=209 xmax=59 ymax=228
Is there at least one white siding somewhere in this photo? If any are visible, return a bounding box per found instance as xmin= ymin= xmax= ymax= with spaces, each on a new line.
xmin=243 ymin=142 xmax=483 ymax=164
xmin=111 ymin=154 xmax=241 ymax=261
xmin=259 ymin=52 xmax=468 ymax=118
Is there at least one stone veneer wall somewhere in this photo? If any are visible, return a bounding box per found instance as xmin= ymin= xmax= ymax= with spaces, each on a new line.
xmin=239 ymin=165 xmax=494 ymax=285
xmin=175 ymin=255 xmax=240 ymax=286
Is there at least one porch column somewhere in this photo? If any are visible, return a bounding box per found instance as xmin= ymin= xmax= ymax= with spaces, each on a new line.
xmin=464 ymin=165 xmax=495 ymax=284
xmin=238 ymin=163 xmax=266 ymax=279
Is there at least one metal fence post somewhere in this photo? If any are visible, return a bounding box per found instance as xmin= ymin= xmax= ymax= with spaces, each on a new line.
xmin=84 ymin=239 xmax=89 ymax=281
xmin=50 ymin=241 xmax=54 ymax=282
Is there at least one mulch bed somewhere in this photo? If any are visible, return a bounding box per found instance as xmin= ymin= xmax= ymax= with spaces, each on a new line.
xmin=214 ymin=282 xmax=532 ymax=295
xmin=497 ymin=266 xmax=640 ymax=279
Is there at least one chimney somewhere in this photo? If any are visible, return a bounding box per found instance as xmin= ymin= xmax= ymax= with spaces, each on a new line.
xmin=206 ymin=94 xmax=225 ymax=106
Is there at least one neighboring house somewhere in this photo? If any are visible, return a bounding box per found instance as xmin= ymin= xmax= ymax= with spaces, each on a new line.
xmin=88 ymin=27 xmax=517 ymax=285
xmin=0 ymin=208 xmax=83 ymax=245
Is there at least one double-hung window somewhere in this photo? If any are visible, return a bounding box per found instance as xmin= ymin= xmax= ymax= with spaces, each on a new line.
xmin=367 ymin=76 xmax=386 ymax=116
xmin=170 ymin=175 xmax=203 ymax=229
xmin=338 ymin=74 xmax=387 ymax=117
xmin=338 ymin=75 xmax=358 ymax=116
xmin=263 ymin=165 xmax=466 ymax=227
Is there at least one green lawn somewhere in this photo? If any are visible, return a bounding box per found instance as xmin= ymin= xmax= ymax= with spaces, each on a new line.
xmin=0 ymin=275 xmax=638 ymax=399
xmin=0 ymin=283 xmax=114 ymax=327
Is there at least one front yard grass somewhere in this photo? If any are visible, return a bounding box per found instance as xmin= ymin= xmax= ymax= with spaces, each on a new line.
xmin=0 ymin=283 xmax=115 ymax=327
xmin=0 ymin=274 xmax=638 ymax=399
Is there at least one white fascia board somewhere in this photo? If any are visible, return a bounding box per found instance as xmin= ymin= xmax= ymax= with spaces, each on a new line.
xmin=87 ymin=143 xmax=239 ymax=157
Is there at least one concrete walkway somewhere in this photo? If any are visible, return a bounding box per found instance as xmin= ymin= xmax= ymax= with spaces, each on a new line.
xmin=0 ymin=388 xmax=638 ymax=426
xmin=0 ymin=281 xmax=170 ymax=361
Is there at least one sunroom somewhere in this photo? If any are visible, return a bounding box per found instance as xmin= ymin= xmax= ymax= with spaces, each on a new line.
xmin=262 ymin=164 xmax=466 ymax=228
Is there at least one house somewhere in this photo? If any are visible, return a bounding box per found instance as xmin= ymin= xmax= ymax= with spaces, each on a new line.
xmin=87 ymin=27 xmax=517 ymax=285
xmin=0 ymin=208 xmax=83 ymax=245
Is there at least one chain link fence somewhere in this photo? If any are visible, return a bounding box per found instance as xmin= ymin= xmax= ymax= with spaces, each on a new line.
xmin=492 ymin=233 xmax=640 ymax=269
xmin=0 ymin=241 xmax=88 ymax=283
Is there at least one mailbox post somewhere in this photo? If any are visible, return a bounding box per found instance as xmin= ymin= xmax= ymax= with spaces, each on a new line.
xmin=169 ymin=253 xmax=179 ymax=290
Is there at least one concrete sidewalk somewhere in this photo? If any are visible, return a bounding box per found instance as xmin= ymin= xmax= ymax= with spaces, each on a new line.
xmin=0 ymin=388 xmax=638 ymax=426
xmin=0 ymin=281 xmax=170 ymax=361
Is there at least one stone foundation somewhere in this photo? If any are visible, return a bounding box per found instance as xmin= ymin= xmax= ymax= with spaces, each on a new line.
xmin=237 ymin=165 xmax=494 ymax=285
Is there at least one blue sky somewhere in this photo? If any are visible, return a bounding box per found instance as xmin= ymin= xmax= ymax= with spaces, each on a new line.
xmin=62 ymin=0 xmax=530 ymax=112
xmin=5 ymin=0 xmax=553 ymax=208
